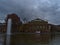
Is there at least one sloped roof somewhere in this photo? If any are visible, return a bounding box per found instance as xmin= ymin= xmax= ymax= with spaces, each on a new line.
xmin=31 ymin=18 xmax=48 ymax=22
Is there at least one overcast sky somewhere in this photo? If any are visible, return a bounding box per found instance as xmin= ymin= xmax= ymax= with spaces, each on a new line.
xmin=0 ymin=0 xmax=60 ymax=25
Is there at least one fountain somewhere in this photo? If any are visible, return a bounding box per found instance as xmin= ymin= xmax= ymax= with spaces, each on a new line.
xmin=6 ymin=18 xmax=12 ymax=45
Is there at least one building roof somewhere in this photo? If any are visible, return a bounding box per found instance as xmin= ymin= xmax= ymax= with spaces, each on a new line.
xmin=31 ymin=18 xmax=48 ymax=23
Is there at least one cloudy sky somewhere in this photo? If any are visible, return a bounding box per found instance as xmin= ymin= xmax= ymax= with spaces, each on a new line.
xmin=0 ymin=0 xmax=60 ymax=25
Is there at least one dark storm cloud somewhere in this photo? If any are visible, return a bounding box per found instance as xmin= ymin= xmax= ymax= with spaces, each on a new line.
xmin=0 ymin=0 xmax=60 ymax=24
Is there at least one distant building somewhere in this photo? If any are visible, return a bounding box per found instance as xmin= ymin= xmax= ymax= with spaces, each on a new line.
xmin=55 ymin=25 xmax=60 ymax=32
xmin=19 ymin=18 xmax=50 ymax=33
xmin=0 ymin=23 xmax=6 ymax=33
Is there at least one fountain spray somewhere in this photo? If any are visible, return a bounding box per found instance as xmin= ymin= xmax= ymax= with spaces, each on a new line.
xmin=6 ymin=18 xmax=12 ymax=45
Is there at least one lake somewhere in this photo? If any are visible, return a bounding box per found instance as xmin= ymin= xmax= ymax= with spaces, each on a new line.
xmin=0 ymin=32 xmax=60 ymax=45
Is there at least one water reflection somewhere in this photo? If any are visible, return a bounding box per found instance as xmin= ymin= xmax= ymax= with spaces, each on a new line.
xmin=7 ymin=33 xmax=51 ymax=45
xmin=0 ymin=32 xmax=60 ymax=45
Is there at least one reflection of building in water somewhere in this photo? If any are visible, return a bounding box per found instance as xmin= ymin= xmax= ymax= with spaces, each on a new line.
xmin=19 ymin=18 xmax=50 ymax=33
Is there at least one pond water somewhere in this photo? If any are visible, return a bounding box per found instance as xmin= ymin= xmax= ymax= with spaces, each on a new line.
xmin=0 ymin=32 xmax=60 ymax=45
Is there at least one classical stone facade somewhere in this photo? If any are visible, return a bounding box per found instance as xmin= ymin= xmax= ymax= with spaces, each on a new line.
xmin=0 ymin=23 xmax=6 ymax=33
xmin=55 ymin=25 xmax=60 ymax=32
xmin=19 ymin=18 xmax=50 ymax=33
